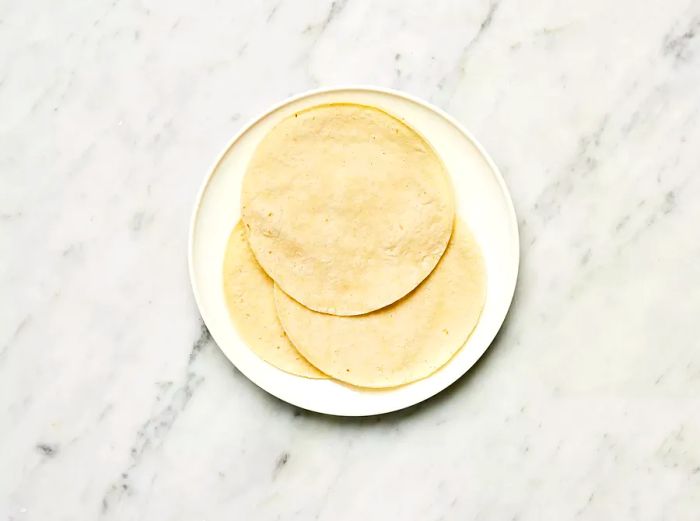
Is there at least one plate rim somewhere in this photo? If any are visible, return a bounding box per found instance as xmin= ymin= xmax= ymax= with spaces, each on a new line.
xmin=188 ymin=85 xmax=520 ymax=416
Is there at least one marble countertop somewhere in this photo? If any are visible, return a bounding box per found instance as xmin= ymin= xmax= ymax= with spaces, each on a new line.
xmin=2 ymin=1 xmax=700 ymax=519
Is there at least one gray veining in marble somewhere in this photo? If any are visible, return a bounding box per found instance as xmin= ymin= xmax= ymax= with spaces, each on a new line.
xmin=1 ymin=0 xmax=699 ymax=519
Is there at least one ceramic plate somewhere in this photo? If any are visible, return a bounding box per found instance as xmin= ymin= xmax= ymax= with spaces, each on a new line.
xmin=189 ymin=86 xmax=519 ymax=416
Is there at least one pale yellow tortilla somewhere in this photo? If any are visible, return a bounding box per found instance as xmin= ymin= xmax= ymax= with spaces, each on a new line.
xmin=241 ymin=103 xmax=455 ymax=316
xmin=223 ymin=221 xmax=325 ymax=378
xmin=274 ymin=220 xmax=486 ymax=388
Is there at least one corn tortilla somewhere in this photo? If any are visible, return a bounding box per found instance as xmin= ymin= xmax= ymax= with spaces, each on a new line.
xmin=274 ymin=220 xmax=486 ymax=388
xmin=223 ymin=221 xmax=325 ymax=378
xmin=241 ymin=103 xmax=454 ymax=316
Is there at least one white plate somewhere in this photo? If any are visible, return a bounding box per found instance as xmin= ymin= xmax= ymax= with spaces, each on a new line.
xmin=189 ymin=86 xmax=519 ymax=416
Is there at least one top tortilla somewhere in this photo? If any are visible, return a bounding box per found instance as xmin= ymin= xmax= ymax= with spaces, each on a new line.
xmin=241 ymin=103 xmax=454 ymax=316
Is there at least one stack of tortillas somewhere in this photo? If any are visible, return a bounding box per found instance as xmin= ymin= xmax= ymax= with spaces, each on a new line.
xmin=223 ymin=103 xmax=486 ymax=388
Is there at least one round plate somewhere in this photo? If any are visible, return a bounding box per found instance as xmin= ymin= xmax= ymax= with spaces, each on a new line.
xmin=189 ymin=86 xmax=519 ymax=416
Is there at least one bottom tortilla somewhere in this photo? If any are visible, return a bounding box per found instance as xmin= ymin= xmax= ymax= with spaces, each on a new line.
xmin=223 ymin=221 xmax=325 ymax=379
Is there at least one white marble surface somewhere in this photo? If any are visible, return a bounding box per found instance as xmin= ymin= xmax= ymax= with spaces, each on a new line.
xmin=1 ymin=0 xmax=700 ymax=519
